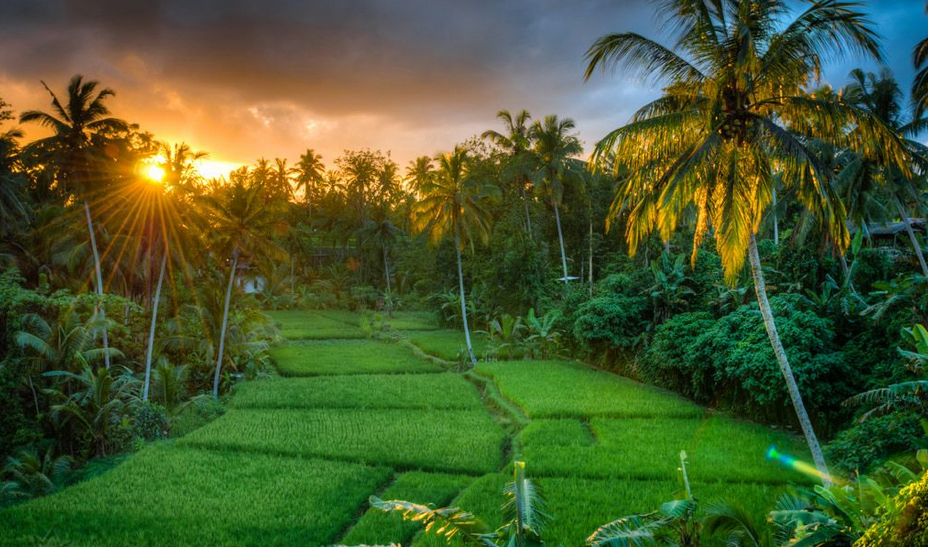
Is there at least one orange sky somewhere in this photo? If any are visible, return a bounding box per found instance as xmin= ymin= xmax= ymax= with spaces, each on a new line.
xmin=1 ymin=1 xmax=924 ymax=178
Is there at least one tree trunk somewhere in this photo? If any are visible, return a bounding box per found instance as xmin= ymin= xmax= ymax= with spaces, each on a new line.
xmin=454 ymin=223 xmax=477 ymax=366
xmin=894 ymin=196 xmax=928 ymax=278
xmin=143 ymin=251 xmax=167 ymax=401
xmin=748 ymin=232 xmax=831 ymax=484
xmin=383 ymin=244 xmax=393 ymax=317
xmin=589 ymin=218 xmax=594 ymax=296
xmin=290 ymin=252 xmax=295 ymax=294
xmin=521 ymin=184 xmax=533 ymax=241
xmin=84 ymin=200 xmax=110 ymax=369
xmin=212 ymin=248 xmax=239 ymax=399
xmin=772 ymin=187 xmax=779 ymax=247
xmin=553 ymin=202 xmax=569 ymax=285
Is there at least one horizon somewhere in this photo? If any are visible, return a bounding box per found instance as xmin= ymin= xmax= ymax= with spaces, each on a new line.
xmin=1 ymin=0 xmax=925 ymax=175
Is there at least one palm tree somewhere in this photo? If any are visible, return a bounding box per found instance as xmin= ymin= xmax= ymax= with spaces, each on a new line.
xmin=200 ymin=170 xmax=280 ymax=398
xmin=295 ymin=149 xmax=325 ymax=222
xmin=842 ymin=68 xmax=928 ymax=278
xmin=914 ymin=1 xmax=928 ymax=119
xmin=20 ymin=75 xmax=129 ymax=369
xmin=584 ymin=0 xmax=908 ymax=481
xmin=529 ymin=115 xmax=582 ymax=285
xmin=415 ymin=146 xmax=498 ymax=366
xmin=405 ymin=156 xmax=434 ymax=198
xmin=358 ymin=217 xmax=405 ymax=315
xmin=483 ymin=109 xmax=536 ymax=239
xmin=141 ymin=142 xmax=204 ymax=401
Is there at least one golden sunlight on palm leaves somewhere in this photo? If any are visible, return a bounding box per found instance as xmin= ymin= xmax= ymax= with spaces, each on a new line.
xmin=584 ymin=0 xmax=911 ymax=284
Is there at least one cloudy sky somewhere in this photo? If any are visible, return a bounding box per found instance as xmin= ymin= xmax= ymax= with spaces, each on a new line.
xmin=0 ymin=0 xmax=925 ymax=173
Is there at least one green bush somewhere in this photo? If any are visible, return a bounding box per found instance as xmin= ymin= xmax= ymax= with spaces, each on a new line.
xmin=131 ymin=402 xmax=169 ymax=442
xmin=826 ymin=412 xmax=928 ymax=474
xmin=572 ymin=294 xmax=650 ymax=360
xmin=646 ymin=294 xmax=855 ymax=429
xmin=639 ymin=311 xmax=717 ymax=401
xmin=710 ymin=294 xmax=854 ymax=428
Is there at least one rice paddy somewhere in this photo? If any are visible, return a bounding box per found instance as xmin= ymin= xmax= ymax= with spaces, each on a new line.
xmin=270 ymin=339 xmax=444 ymax=376
xmin=0 ymin=309 xmax=815 ymax=547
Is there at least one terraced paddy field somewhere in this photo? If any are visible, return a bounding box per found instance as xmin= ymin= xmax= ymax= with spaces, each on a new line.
xmin=0 ymin=309 xmax=814 ymax=547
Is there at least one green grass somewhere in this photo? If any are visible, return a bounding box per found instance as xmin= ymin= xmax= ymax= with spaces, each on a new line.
xmin=179 ymin=408 xmax=506 ymax=474
xmin=315 ymin=309 xmax=440 ymax=331
xmin=405 ymin=330 xmax=490 ymax=361
xmin=519 ymin=417 xmax=812 ymax=484
xmin=342 ymin=471 xmax=474 ymax=545
xmin=411 ymin=473 xmax=782 ymax=547
xmin=266 ymin=310 xmax=366 ymax=340
xmin=231 ymin=374 xmax=483 ymax=411
xmin=0 ymin=444 xmax=391 ymax=547
xmin=476 ymin=360 xmax=705 ymax=419
xmin=539 ymin=477 xmax=781 ymax=547
xmin=270 ymin=339 xmax=444 ymax=376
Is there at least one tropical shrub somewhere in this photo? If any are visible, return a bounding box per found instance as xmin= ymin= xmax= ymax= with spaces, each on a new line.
xmin=826 ymin=412 xmax=928 ymax=474
xmin=571 ymin=294 xmax=649 ymax=364
xmin=639 ymin=311 xmax=717 ymax=401
xmin=693 ymin=294 xmax=854 ymax=429
xmin=856 ymin=469 xmax=928 ymax=547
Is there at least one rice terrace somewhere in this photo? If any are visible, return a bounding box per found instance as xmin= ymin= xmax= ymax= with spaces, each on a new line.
xmin=1 ymin=1 xmax=928 ymax=546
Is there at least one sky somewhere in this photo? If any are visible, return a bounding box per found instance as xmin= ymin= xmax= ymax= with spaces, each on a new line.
xmin=0 ymin=0 xmax=925 ymax=176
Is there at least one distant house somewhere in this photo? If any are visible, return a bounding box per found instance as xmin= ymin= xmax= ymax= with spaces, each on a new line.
xmin=849 ymin=218 xmax=925 ymax=244
xmin=235 ymin=260 xmax=265 ymax=294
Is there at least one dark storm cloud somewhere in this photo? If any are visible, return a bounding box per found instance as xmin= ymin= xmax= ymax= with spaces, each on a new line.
xmin=0 ymin=0 xmax=924 ymax=165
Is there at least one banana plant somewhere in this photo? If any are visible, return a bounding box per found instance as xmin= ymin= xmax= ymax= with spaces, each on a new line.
xmin=647 ymin=252 xmax=694 ymax=324
xmin=367 ymin=460 xmax=549 ymax=547
xmin=587 ymin=452 xmax=698 ymax=547
xmin=523 ymin=309 xmax=560 ymax=360
xmin=484 ymin=314 xmax=524 ymax=360
xmin=771 ymin=456 xmax=927 ymax=547
xmin=845 ymin=323 xmax=928 ymax=418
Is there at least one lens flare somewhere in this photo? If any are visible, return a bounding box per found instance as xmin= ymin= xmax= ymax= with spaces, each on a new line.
xmin=767 ymin=446 xmax=836 ymax=483
xmin=146 ymin=164 xmax=166 ymax=183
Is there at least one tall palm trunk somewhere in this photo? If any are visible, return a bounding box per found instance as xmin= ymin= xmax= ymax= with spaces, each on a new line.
xmin=143 ymin=251 xmax=167 ymax=401
xmin=748 ymin=233 xmax=831 ymax=484
xmin=772 ymin=187 xmax=779 ymax=246
xmin=521 ymin=184 xmax=533 ymax=241
xmin=84 ymin=200 xmax=110 ymax=369
xmin=212 ymin=247 xmax=239 ymax=399
xmin=894 ymin=195 xmax=928 ymax=278
xmin=553 ymin=202 xmax=569 ymax=285
xmin=382 ymin=244 xmax=393 ymax=317
xmin=588 ymin=218 xmax=594 ymax=296
xmin=454 ymin=222 xmax=477 ymax=366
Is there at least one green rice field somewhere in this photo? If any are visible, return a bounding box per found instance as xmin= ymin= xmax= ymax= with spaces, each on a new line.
xmin=0 ymin=309 xmax=814 ymax=547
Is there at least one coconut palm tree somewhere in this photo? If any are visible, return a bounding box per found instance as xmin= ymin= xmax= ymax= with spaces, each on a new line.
xmin=405 ymin=155 xmax=434 ymax=198
xmin=140 ymin=142 xmax=204 ymax=401
xmin=200 ymin=170 xmax=280 ymax=398
xmin=415 ymin=146 xmax=498 ymax=366
xmin=295 ymin=149 xmax=325 ymax=222
xmin=20 ymin=75 xmax=129 ymax=369
xmin=584 ymin=0 xmax=909 ymax=481
xmin=842 ymin=68 xmax=928 ymax=278
xmin=483 ymin=109 xmax=536 ymax=239
xmin=358 ymin=217 xmax=405 ymax=315
xmin=529 ymin=115 xmax=582 ymax=285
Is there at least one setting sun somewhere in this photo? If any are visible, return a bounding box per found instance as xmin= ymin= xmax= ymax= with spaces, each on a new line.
xmin=145 ymin=164 xmax=166 ymax=183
